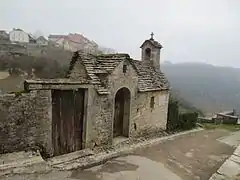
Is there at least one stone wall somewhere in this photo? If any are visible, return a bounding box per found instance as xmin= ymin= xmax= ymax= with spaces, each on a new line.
xmin=107 ymin=60 xmax=138 ymax=138
xmin=131 ymin=90 xmax=169 ymax=137
xmin=65 ymin=56 xmax=169 ymax=148
xmin=69 ymin=60 xmax=88 ymax=81
xmin=88 ymin=90 xmax=113 ymax=147
xmin=84 ymin=60 xmax=138 ymax=147
xmin=88 ymin=89 xmax=169 ymax=147
xmin=86 ymin=60 xmax=169 ymax=146
xmin=0 ymin=90 xmax=52 ymax=155
xmin=216 ymin=114 xmax=238 ymax=125
xmin=141 ymin=41 xmax=161 ymax=70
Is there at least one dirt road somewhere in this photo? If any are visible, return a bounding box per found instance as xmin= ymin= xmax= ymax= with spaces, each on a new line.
xmin=2 ymin=129 xmax=237 ymax=180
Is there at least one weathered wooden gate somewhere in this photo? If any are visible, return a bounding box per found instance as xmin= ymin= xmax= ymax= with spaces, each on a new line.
xmin=114 ymin=91 xmax=124 ymax=137
xmin=113 ymin=87 xmax=130 ymax=138
xmin=52 ymin=89 xmax=85 ymax=156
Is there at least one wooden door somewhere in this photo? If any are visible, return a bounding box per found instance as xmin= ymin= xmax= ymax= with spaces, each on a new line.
xmin=113 ymin=90 xmax=124 ymax=137
xmin=52 ymin=89 xmax=84 ymax=156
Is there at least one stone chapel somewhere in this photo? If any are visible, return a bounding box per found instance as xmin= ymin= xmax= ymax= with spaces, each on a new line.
xmin=22 ymin=34 xmax=170 ymax=156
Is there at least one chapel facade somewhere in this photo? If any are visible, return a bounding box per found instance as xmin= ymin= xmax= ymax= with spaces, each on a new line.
xmin=24 ymin=34 xmax=170 ymax=156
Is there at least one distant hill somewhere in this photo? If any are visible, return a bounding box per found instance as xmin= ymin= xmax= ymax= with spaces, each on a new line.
xmin=2 ymin=39 xmax=237 ymax=116
xmin=161 ymin=62 xmax=240 ymax=116
xmin=0 ymin=35 xmax=115 ymax=94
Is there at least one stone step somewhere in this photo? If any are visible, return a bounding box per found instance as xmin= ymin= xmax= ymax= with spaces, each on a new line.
xmin=47 ymin=148 xmax=94 ymax=166
xmin=0 ymin=150 xmax=50 ymax=177
xmin=0 ymin=151 xmax=39 ymax=165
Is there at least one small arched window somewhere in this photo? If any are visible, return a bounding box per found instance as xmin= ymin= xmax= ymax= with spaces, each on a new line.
xmin=123 ymin=64 xmax=127 ymax=73
xmin=150 ymin=96 xmax=155 ymax=109
xmin=145 ymin=48 xmax=151 ymax=60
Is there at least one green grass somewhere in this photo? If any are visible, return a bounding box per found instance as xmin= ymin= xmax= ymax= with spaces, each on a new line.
xmin=202 ymin=123 xmax=240 ymax=132
xmin=0 ymin=75 xmax=24 ymax=94
xmin=0 ymin=71 xmax=9 ymax=79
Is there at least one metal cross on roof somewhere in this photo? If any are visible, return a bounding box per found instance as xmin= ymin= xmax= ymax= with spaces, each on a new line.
xmin=150 ymin=32 xmax=154 ymax=40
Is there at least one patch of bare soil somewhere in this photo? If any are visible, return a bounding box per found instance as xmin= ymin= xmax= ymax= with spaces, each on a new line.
xmin=135 ymin=129 xmax=234 ymax=180
xmin=0 ymin=75 xmax=24 ymax=93
xmin=0 ymin=71 xmax=9 ymax=80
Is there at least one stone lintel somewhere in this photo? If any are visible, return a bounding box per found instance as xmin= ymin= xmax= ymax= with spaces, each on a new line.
xmin=24 ymin=79 xmax=91 ymax=91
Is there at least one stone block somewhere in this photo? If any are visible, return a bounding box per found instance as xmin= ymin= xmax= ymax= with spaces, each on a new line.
xmin=209 ymin=173 xmax=227 ymax=180
xmin=230 ymin=154 xmax=240 ymax=164
xmin=0 ymin=90 xmax=52 ymax=155
xmin=217 ymin=159 xmax=240 ymax=178
xmin=234 ymin=146 xmax=240 ymax=157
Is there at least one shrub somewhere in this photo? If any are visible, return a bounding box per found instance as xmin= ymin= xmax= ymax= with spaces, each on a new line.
xmin=0 ymin=54 xmax=68 ymax=79
xmin=179 ymin=112 xmax=198 ymax=130
xmin=167 ymin=95 xmax=199 ymax=132
xmin=166 ymin=97 xmax=180 ymax=131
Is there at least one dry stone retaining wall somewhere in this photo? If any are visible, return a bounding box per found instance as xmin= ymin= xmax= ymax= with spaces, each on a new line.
xmin=0 ymin=90 xmax=52 ymax=156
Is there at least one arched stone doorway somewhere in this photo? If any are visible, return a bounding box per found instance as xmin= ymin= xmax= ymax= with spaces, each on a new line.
xmin=113 ymin=87 xmax=130 ymax=138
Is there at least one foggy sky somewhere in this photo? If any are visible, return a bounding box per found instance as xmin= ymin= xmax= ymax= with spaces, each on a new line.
xmin=1 ymin=0 xmax=239 ymax=67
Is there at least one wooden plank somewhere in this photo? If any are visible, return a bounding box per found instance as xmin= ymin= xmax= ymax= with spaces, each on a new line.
xmin=56 ymin=91 xmax=61 ymax=156
xmin=62 ymin=91 xmax=71 ymax=154
xmin=60 ymin=91 xmax=64 ymax=155
xmin=52 ymin=90 xmax=61 ymax=156
xmin=64 ymin=91 xmax=69 ymax=154
xmin=51 ymin=90 xmax=56 ymax=156
xmin=73 ymin=90 xmax=76 ymax=152
xmin=74 ymin=89 xmax=84 ymax=150
xmin=114 ymin=90 xmax=125 ymax=137
xmin=68 ymin=90 xmax=75 ymax=153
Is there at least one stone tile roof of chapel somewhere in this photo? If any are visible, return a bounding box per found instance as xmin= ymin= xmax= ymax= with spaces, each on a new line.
xmin=66 ymin=51 xmax=169 ymax=94
xmin=132 ymin=60 xmax=169 ymax=92
xmin=140 ymin=38 xmax=163 ymax=49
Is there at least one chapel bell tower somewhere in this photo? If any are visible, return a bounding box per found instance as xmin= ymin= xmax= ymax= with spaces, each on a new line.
xmin=140 ymin=32 xmax=163 ymax=71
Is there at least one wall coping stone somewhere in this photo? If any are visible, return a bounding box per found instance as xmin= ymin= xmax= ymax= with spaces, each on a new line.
xmin=24 ymin=79 xmax=92 ymax=90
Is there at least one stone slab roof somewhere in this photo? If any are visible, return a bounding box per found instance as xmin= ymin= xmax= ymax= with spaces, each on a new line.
xmin=140 ymin=39 xmax=163 ymax=49
xmin=37 ymin=36 xmax=48 ymax=42
xmin=132 ymin=60 xmax=169 ymax=91
xmin=67 ymin=52 xmax=169 ymax=94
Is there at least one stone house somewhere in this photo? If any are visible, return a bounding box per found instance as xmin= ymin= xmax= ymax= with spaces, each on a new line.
xmin=48 ymin=33 xmax=98 ymax=53
xmin=48 ymin=34 xmax=66 ymax=47
xmin=67 ymin=33 xmax=99 ymax=53
xmin=214 ymin=110 xmax=239 ymax=124
xmin=36 ymin=36 xmax=48 ymax=46
xmin=28 ymin=34 xmax=37 ymax=44
xmin=198 ymin=110 xmax=239 ymax=124
xmin=9 ymin=28 xmax=29 ymax=43
xmin=0 ymin=35 xmax=169 ymax=157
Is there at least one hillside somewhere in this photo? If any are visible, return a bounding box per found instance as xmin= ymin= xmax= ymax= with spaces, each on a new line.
xmin=1 ymin=42 xmax=236 ymax=116
xmin=161 ymin=62 xmax=240 ymax=116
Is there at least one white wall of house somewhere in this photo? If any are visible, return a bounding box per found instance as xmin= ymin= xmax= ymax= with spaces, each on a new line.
xmin=37 ymin=40 xmax=48 ymax=46
xmin=63 ymin=40 xmax=82 ymax=52
xmin=50 ymin=37 xmax=65 ymax=47
xmin=48 ymin=37 xmax=60 ymax=42
xmin=36 ymin=37 xmax=48 ymax=46
xmin=9 ymin=30 xmax=29 ymax=43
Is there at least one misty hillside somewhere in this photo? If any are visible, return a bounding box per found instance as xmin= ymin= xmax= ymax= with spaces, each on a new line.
xmin=161 ymin=62 xmax=240 ymax=116
xmin=1 ymin=39 xmax=239 ymax=116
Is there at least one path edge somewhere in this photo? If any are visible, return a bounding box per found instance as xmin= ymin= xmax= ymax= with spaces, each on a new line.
xmin=53 ymin=128 xmax=204 ymax=171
